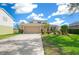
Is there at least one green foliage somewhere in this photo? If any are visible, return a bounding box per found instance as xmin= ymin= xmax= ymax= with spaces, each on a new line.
xmin=42 ymin=34 xmax=79 ymax=55
xmin=61 ymin=25 xmax=68 ymax=31
xmin=44 ymin=23 xmax=49 ymax=28
xmin=42 ymin=23 xmax=50 ymax=34
xmin=61 ymin=25 xmax=69 ymax=35
xmin=0 ymin=34 xmax=17 ymax=39
xmin=68 ymin=29 xmax=79 ymax=34
xmin=62 ymin=47 xmax=79 ymax=55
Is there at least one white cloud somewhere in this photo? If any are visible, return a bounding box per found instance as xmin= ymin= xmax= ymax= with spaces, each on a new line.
xmin=27 ymin=13 xmax=44 ymax=18
xmin=11 ymin=3 xmax=38 ymax=14
xmin=56 ymin=3 xmax=69 ymax=5
xmin=27 ymin=13 xmax=37 ymax=19
xmin=19 ymin=20 xmax=29 ymax=24
xmin=27 ymin=13 xmax=46 ymax=21
xmin=61 ymin=22 xmax=69 ymax=26
xmin=48 ymin=3 xmax=79 ymax=19
xmin=33 ymin=16 xmax=47 ymax=21
xmin=52 ymin=3 xmax=70 ymax=16
xmin=49 ymin=18 xmax=64 ymax=25
xmin=48 ymin=3 xmax=70 ymax=19
xmin=38 ymin=13 xmax=44 ymax=17
xmin=48 ymin=3 xmax=79 ymax=18
xmin=48 ymin=15 xmax=51 ymax=19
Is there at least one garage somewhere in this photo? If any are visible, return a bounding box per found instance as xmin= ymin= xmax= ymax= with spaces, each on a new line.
xmin=22 ymin=24 xmax=42 ymax=34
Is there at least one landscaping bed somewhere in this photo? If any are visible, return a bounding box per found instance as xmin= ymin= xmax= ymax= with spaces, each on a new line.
xmin=42 ymin=34 xmax=79 ymax=55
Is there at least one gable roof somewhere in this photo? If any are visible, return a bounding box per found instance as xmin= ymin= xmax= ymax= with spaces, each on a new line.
xmin=0 ymin=8 xmax=15 ymax=23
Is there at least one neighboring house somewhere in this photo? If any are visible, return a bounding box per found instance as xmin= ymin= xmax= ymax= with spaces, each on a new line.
xmin=69 ymin=21 xmax=79 ymax=29
xmin=0 ymin=8 xmax=14 ymax=35
xmin=20 ymin=19 xmax=47 ymax=34
xmin=68 ymin=21 xmax=79 ymax=34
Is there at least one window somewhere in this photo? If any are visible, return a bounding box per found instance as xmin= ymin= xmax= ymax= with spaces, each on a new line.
xmin=38 ymin=21 xmax=41 ymax=23
xmin=3 ymin=16 xmax=7 ymax=22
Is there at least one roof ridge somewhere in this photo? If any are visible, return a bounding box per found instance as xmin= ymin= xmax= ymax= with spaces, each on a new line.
xmin=0 ymin=8 xmax=15 ymax=23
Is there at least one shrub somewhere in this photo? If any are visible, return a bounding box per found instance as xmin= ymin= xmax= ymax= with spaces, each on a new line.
xmin=61 ymin=25 xmax=69 ymax=35
xmin=68 ymin=29 xmax=79 ymax=34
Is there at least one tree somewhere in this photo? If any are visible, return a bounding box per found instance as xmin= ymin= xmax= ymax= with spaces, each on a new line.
xmin=13 ymin=23 xmax=20 ymax=34
xmin=43 ymin=23 xmax=50 ymax=34
xmin=61 ymin=25 xmax=69 ymax=35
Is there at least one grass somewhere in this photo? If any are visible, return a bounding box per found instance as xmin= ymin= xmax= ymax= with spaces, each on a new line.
xmin=42 ymin=34 xmax=79 ymax=55
xmin=0 ymin=33 xmax=18 ymax=40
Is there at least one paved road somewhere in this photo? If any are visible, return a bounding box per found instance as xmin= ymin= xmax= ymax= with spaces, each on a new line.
xmin=0 ymin=34 xmax=44 ymax=55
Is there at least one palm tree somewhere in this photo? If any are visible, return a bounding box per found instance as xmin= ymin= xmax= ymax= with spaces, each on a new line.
xmin=61 ymin=25 xmax=69 ymax=35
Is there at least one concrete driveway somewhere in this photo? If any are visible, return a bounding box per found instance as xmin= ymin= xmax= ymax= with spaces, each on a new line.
xmin=0 ymin=34 xmax=44 ymax=55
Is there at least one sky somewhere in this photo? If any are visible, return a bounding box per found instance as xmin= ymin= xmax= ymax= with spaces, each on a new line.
xmin=0 ymin=3 xmax=79 ymax=25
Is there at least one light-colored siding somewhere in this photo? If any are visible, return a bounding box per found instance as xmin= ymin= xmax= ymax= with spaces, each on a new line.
xmin=0 ymin=9 xmax=14 ymax=27
xmin=0 ymin=8 xmax=14 ymax=35
xmin=0 ymin=25 xmax=13 ymax=35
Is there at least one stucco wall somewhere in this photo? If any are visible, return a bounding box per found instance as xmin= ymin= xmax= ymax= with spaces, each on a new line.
xmin=0 ymin=25 xmax=13 ymax=35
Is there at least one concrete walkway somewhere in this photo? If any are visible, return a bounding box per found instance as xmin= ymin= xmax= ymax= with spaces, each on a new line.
xmin=0 ymin=34 xmax=44 ymax=55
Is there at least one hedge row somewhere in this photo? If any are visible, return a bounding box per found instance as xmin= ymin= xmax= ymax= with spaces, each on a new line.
xmin=68 ymin=29 xmax=79 ymax=34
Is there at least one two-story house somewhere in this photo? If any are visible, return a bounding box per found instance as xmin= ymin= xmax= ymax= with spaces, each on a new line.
xmin=0 ymin=8 xmax=14 ymax=35
xmin=69 ymin=21 xmax=79 ymax=29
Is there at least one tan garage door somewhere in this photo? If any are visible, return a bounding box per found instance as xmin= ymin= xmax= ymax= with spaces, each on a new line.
xmin=23 ymin=26 xmax=41 ymax=34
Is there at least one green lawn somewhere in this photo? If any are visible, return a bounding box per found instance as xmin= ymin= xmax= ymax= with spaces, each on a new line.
xmin=0 ymin=34 xmax=18 ymax=40
xmin=42 ymin=34 xmax=79 ymax=55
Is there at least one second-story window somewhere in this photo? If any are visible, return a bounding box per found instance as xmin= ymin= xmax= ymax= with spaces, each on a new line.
xmin=3 ymin=16 xmax=7 ymax=22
